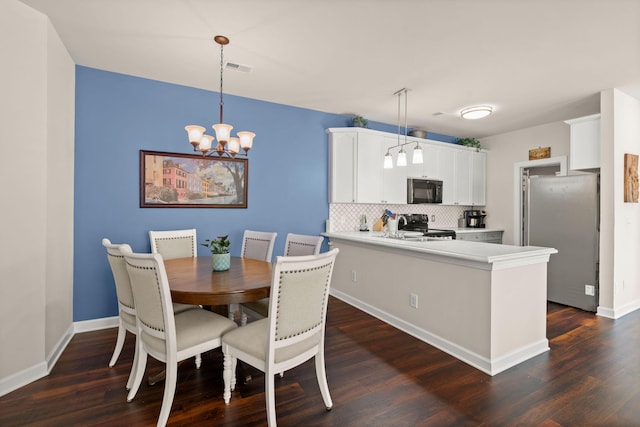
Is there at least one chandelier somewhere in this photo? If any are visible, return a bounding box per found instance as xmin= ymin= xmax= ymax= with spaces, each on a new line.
xmin=383 ymin=88 xmax=423 ymax=169
xmin=185 ymin=35 xmax=255 ymax=157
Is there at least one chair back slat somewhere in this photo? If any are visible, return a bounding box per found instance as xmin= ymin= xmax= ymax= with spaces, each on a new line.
xmin=241 ymin=230 xmax=277 ymax=262
xmin=149 ymin=229 xmax=197 ymax=260
xmin=284 ymin=233 xmax=324 ymax=257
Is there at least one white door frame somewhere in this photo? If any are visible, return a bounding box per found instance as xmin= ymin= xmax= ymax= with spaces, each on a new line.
xmin=513 ymin=156 xmax=568 ymax=245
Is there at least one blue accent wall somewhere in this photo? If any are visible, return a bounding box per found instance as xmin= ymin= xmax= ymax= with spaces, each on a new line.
xmin=74 ymin=66 xmax=457 ymax=321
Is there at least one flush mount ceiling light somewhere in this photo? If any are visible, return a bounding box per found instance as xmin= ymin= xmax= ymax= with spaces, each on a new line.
xmin=460 ymin=105 xmax=493 ymax=120
xmin=185 ymin=35 xmax=255 ymax=157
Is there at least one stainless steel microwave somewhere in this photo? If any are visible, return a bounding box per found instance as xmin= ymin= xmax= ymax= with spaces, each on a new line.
xmin=407 ymin=178 xmax=443 ymax=204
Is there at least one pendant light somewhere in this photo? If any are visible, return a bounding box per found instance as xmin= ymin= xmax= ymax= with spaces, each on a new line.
xmin=185 ymin=35 xmax=255 ymax=157
xmin=383 ymin=88 xmax=423 ymax=168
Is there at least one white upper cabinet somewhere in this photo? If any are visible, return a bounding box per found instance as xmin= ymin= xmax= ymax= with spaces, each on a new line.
xmin=565 ymin=114 xmax=600 ymax=170
xmin=328 ymin=128 xmax=487 ymax=206
xmin=328 ymin=131 xmax=356 ymax=203
xmin=355 ymin=132 xmax=385 ymax=203
xmin=471 ymin=151 xmax=487 ymax=205
xmin=439 ymin=146 xmax=457 ymax=204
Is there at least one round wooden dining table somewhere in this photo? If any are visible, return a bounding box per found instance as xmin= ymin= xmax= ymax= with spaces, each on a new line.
xmin=164 ymin=256 xmax=273 ymax=307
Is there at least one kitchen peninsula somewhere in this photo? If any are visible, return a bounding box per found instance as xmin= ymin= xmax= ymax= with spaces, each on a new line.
xmin=322 ymin=231 xmax=558 ymax=375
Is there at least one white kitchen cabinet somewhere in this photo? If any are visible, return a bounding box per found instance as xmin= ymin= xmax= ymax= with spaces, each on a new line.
xmin=441 ymin=148 xmax=486 ymax=206
xmin=439 ymin=146 xmax=457 ymax=204
xmin=329 ymin=131 xmax=356 ymax=203
xmin=407 ymin=142 xmax=448 ymax=181
xmin=471 ymin=151 xmax=487 ymax=205
xmin=565 ymin=114 xmax=600 ymax=170
xmin=454 ymin=149 xmax=472 ymax=205
xmin=355 ymin=132 xmax=384 ymax=203
xmin=328 ymin=127 xmax=488 ymax=206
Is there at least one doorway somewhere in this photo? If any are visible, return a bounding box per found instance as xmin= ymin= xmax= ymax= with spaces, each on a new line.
xmin=512 ymin=156 xmax=567 ymax=246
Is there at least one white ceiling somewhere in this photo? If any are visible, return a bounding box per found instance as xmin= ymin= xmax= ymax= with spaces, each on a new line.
xmin=19 ymin=0 xmax=640 ymax=138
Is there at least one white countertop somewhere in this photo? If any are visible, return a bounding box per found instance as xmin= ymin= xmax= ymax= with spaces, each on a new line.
xmin=322 ymin=231 xmax=556 ymax=267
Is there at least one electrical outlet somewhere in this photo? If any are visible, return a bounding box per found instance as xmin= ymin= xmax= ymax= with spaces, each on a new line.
xmin=410 ymin=293 xmax=418 ymax=308
xmin=351 ymin=270 xmax=357 ymax=282
xmin=585 ymin=285 xmax=595 ymax=296
xmin=431 ymin=214 xmax=436 ymax=223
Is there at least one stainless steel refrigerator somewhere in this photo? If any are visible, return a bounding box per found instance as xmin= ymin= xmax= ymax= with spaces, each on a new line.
xmin=524 ymin=174 xmax=599 ymax=311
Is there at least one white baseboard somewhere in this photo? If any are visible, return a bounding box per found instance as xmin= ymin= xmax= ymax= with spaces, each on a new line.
xmin=597 ymin=299 xmax=640 ymax=319
xmin=330 ymin=288 xmax=549 ymax=376
xmin=0 ymin=316 xmax=118 ymax=397
xmin=74 ymin=316 xmax=118 ymax=333
xmin=47 ymin=324 xmax=75 ymax=372
xmin=0 ymin=362 xmax=48 ymax=398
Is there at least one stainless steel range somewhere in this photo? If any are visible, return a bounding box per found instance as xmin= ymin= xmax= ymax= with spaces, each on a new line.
xmin=398 ymin=214 xmax=456 ymax=239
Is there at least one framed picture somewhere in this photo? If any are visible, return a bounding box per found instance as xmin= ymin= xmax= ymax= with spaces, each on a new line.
xmin=140 ymin=150 xmax=248 ymax=208
xmin=529 ymin=147 xmax=551 ymax=160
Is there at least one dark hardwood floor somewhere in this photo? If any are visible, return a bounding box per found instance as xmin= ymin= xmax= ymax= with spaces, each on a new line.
xmin=1 ymin=297 xmax=639 ymax=426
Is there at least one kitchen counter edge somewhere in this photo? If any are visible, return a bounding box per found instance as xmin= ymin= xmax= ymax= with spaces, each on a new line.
xmin=322 ymin=231 xmax=557 ymax=269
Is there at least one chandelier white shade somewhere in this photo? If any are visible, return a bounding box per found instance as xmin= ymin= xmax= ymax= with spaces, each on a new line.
xmin=460 ymin=105 xmax=493 ymax=120
xmin=185 ymin=35 xmax=255 ymax=157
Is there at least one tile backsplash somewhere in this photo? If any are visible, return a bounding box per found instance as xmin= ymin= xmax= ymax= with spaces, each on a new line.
xmin=328 ymin=203 xmax=477 ymax=232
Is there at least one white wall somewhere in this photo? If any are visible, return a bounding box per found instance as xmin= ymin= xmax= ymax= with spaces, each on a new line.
xmin=0 ymin=0 xmax=75 ymax=395
xmin=599 ymin=89 xmax=640 ymax=318
xmin=481 ymin=121 xmax=570 ymax=244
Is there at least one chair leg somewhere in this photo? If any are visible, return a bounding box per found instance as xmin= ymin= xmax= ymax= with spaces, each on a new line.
xmin=125 ymin=336 xmax=140 ymax=390
xmin=227 ymin=304 xmax=236 ymax=322
xmin=109 ymin=321 xmax=127 ymax=367
xmin=127 ymin=345 xmax=148 ymax=402
xmin=315 ymin=352 xmax=333 ymax=410
xmin=223 ymin=351 xmax=235 ymax=404
xmin=157 ymin=359 xmax=178 ymax=427
xmin=231 ymin=355 xmax=237 ymax=391
xmin=240 ymin=310 xmax=248 ymax=326
xmin=265 ymin=370 xmax=277 ymax=427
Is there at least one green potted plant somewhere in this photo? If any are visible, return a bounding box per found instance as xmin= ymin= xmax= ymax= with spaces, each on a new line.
xmin=352 ymin=116 xmax=368 ymax=128
xmin=202 ymin=235 xmax=231 ymax=271
xmin=456 ymin=137 xmax=482 ymax=151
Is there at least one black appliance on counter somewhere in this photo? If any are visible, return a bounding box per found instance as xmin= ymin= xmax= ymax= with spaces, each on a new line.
xmin=398 ymin=214 xmax=456 ymax=239
xmin=464 ymin=210 xmax=487 ymax=228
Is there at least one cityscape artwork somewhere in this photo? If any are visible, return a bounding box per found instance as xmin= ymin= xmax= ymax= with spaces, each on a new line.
xmin=140 ymin=150 xmax=248 ymax=208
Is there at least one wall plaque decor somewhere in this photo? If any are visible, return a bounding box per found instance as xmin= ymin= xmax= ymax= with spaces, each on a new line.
xmin=529 ymin=147 xmax=551 ymax=160
xmin=624 ymin=153 xmax=638 ymax=203
xmin=140 ymin=150 xmax=247 ymax=208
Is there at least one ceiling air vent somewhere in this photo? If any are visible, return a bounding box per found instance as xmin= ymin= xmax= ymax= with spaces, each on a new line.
xmin=224 ymin=61 xmax=253 ymax=73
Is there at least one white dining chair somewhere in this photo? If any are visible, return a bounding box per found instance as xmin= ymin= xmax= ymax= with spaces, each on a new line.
xmin=121 ymin=246 xmax=237 ymax=427
xmin=102 ymin=238 xmax=201 ymax=387
xmin=221 ymin=248 xmax=339 ymax=427
xmin=102 ymin=238 xmax=139 ymax=390
xmin=230 ymin=230 xmax=277 ymax=323
xmin=240 ymin=233 xmax=323 ymax=325
xmin=149 ymin=228 xmax=203 ymax=365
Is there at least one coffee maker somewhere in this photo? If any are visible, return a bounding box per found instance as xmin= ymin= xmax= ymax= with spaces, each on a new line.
xmin=464 ymin=210 xmax=487 ymax=228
